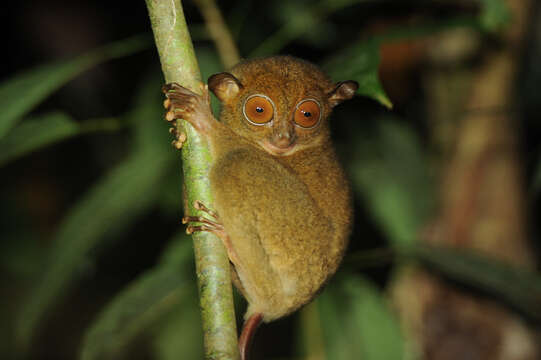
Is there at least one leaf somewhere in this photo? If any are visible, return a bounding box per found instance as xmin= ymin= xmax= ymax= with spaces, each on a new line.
xmin=15 ymin=78 xmax=175 ymax=352
xmin=323 ymin=4 xmax=511 ymax=108
xmin=317 ymin=290 xmax=354 ymax=360
xmin=348 ymin=117 xmax=433 ymax=246
xmin=478 ymin=0 xmax=511 ymax=32
xmin=249 ymin=0 xmax=365 ymax=58
xmin=81 ymin=234 xmax=195 ymax=360
xmin=0 ymin=35 xmax=149 ymax=139
xmin=151 ymin=304 xmax=203 ymax=360
xmin=151 ymin=281 xmax=203 ymax=360
xmin=0 ymin=112 xmax=79 ymax=166
xmin=16 ymin=150 xmax=173 ymax=351
xmin=157 ymin=232 xmax=194 ymax=268
xmin=410 ymin=245 xmax=541 ymax=320
xmin=81 ymin=268 xmax=189 ymax=360
xmin=323 ymin=16 xmax=477 ymax=108
xmin=296 ymin=302 xmax=327 ymax=359
xmin=318 ymin=275 xmax=405 ymax=360
xmin=325 ymin=39 xmax=392 ymax=108
xmin=0 ymin=113 xmax=124 ymax=167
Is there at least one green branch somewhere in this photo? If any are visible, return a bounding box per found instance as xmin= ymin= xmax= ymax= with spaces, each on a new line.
xmin=194 ymin=0 xmax=241 ymax=68
xmin=144 ymin=1 xmax=239 ymax=359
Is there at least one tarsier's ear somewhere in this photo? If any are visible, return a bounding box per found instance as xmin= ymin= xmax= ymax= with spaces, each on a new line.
xmin=327 ymin=80 xmax=359 ymax=108
xmin=208 ymin=72 xmax=243 ymax=103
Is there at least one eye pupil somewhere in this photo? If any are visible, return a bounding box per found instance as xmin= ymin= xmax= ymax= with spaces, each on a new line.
xmin=244 ymin=95 xmax=274 ymax=125
xmin=294 ymin=99 xmax=321 ymax=128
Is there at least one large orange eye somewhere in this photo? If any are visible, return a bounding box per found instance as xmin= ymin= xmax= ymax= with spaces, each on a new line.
xmin=243 ymin=95 xmax=274 ymax=125
xmin=294 ymin=99 xmax=321 ymax=128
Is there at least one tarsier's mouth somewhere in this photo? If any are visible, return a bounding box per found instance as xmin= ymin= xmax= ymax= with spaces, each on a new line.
xmin=258 ymin=140 xmax=296 ymax=156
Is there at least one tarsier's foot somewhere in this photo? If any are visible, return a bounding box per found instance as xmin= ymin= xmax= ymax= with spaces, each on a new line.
xmin=162 ymin=82 xmax=213 ymax=134
xmin=182 ymin=200 xmax=240 ymax=265
xmin=182 ymin=200 xmax=224 ymax=235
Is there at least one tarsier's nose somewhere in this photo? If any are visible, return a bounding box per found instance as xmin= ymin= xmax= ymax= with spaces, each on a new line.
xmin=272 ymin=130 xmax=295 ymax=149
xmin=270 ymin=120 xmax=296 ymax=149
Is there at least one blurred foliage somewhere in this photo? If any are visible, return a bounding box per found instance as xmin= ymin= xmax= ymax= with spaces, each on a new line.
xmin=1 ymin=0 xmax=541 ymax=359
xmin=15 ymin=75 xmax=176 ymax=353
xmin=410 ymin=245 xmax=541 ymax=320
xmin=0 ymin=36 xmax=149 ymax=139
xmin=479 ymin=0 xmax=511 ymax=31
xmin=80 ymin=235 xmax=198 ymax=360
xmin=0 ymin=113 xmax=124 ymax=167
xmin=349 ymin=117 xmax=433 ymax=246
xmin=317 ymin=275 xmax=405 ymax=360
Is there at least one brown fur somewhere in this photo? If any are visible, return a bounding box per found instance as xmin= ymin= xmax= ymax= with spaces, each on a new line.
xmin=207 ymin=56 xmax=356 ymax=321
xmin=165 ymin=56 xmax=357 ymax=322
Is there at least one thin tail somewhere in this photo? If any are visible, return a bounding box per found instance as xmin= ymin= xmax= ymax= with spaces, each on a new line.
xmin=239 ymin=313 xmax=263 ymax=360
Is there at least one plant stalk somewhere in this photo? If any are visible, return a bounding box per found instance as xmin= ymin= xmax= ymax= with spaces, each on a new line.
xmin=145 ymin=1 xmax=239 ymax=359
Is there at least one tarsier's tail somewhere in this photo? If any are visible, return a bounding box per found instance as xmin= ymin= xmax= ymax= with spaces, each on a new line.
xmin=239 ymin=313 xmax=263 ymax=360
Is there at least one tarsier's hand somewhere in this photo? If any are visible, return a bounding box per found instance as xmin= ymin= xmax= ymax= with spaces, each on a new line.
xmin=162 ymin=82 xmax=214 ymax=135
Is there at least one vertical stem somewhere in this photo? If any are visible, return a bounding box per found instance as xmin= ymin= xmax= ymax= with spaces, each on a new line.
xmin=144 ymin=1 xmax=239 ymax=359
xmin=193 ymin=0 xmax=241 ymax=69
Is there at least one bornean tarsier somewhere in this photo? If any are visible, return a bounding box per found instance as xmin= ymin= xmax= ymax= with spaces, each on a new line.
xmin=162 ymin=56 xmax=357 ymax=359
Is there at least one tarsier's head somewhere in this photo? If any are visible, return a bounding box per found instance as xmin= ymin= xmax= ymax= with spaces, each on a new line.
xmin=208 ymin=56 xmax=358 ymax=157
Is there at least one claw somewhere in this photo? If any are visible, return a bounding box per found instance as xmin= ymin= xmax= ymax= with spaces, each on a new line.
xmin=194 ymin=200 xmax=219 ymax=219
xmin=162 ymin=81 xmax=214 ymax=133
xmin=182 ymin=214 xmax=224 ymax=230
xmin=183 ymin=200 xmax=241 ymax=267
xmin=182 ymin=201 xmax=224 ymax=234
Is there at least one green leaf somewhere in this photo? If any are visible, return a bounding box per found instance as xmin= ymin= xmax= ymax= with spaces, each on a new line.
xmin=129 ymin=74 xmax=178 ymax=154
xmin=16 ymin=150 xmax=173 ymax=352
xmin=0 ymin=35 xmax=149 ymax=139
xmin=0 ymin=113 xmax=124 ymax=167
xmin=151 ymin=270 xmax=203 ymax=360
xmin=349 ymin=118 xmax=433 ymax=246
xmin=152 ymin=304 xmax=203 ymax=360
xmin=318 ymin=290 xmax=354 ymax=360
xmin=157 ymin=232 xmax=194 ymax=268
xmin=325 ymin=40 xmax=392 ymax=108
xmin=410 ymin=245 xmax=541 ymax=320
xmin=296 ymin=302 xmax=326 ymax=359
xmin=318 ymin=275 xmax=404 ymax=360
xmin=81 ymin=235 xmax=194 ymax=360
xmin=0 ymin=112 xmax=78 ymax=166
xmin=249 ymin=0 xmax=364 ymax=58
xmin=323 ymin=8 xmax=503 ymax=108
xmin=81 ymin=268 xmax=190 ymax=360
xmin=478 ymin=0 xmax=511 ymax=32
xmin=15 ymin=78 xmax=175 ymax=352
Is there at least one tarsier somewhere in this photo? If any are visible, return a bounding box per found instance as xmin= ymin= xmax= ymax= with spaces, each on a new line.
xmin=163 ymin=56 xmax=357 ymax=359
